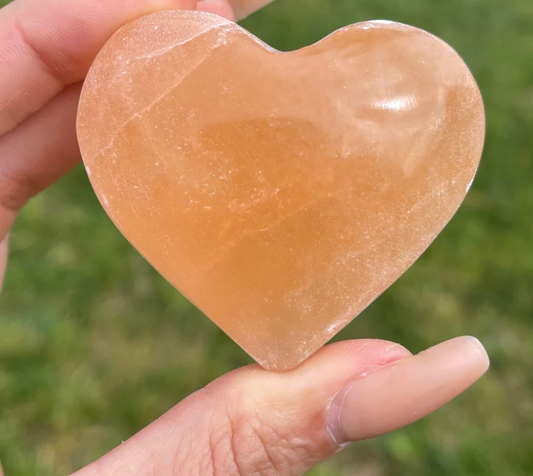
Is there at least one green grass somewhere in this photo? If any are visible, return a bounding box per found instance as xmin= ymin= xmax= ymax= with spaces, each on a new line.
xmin=1 ymin=0 xmax=533 ymax=474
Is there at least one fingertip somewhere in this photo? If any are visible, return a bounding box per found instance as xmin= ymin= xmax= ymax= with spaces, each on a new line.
xmin=275 ymin=339 xmax=412 ymax=398
xmin=417 ymin=335 xmax=490 ymax=382
xmin=459 ymin=335 xmax=491 ymax=372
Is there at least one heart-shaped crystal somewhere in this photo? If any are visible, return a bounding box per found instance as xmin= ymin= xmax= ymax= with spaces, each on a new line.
xmin=77 ymin=11 xmax=485 ymax=371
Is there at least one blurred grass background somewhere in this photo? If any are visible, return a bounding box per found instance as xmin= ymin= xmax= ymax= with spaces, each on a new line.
xmin=1 ymin=0 xmax=532 ymax=474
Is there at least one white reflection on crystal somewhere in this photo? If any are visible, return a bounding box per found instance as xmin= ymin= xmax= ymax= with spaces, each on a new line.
xmin=373 ymin=95 xmax=418 ymax=112
xmin=369 ymin=19 xmax=394 ymax=25
xmin=362 ymin=20 xmax=395 ymax=30
xmin=466 ymin=177 xmax=475 ymax=193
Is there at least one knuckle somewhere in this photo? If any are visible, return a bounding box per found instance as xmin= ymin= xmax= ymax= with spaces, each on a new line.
xmin=205 ymin=399 xmax=314 ymax=476
xmin=0 ymin=168 xmax=36 ymax=214
xmin=14 ymin=15 xmax=72 ymax=85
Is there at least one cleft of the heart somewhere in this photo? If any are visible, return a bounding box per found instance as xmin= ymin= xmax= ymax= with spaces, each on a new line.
xmin=77 ymin=11 xmax=485 ymax=371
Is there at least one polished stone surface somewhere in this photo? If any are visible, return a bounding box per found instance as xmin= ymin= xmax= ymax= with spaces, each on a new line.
xmin=77 ymin=11 xmax=485 ymax=371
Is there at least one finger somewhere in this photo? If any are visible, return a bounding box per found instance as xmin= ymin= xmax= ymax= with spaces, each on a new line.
xmin=72 ymin=337 xmax=488 ymax=476
xmin=0 ymin=0 xmax=199 ymax=137
xmin=0 ymin=83 xmax=82 ymax=240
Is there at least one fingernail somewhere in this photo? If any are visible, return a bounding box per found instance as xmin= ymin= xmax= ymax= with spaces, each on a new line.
xmin=326 ymin=336 xmax=489 ymax=445
xmin=196 ymin=0 xmax=237 ymax=21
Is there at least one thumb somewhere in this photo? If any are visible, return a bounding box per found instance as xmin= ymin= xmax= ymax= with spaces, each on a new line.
xmin=73 ymin=336 xmax=489 ymax=476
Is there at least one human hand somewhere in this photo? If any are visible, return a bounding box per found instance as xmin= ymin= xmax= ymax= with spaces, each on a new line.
xmin=0 ymin=1 xmax=490 ymax=474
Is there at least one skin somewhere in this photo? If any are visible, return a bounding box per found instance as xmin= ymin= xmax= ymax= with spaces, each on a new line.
xmin=0 ymin=1 xmax=490 ymax=475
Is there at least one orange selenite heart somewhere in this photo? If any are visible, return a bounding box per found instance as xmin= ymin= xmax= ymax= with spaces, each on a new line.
xmin=77 ymin=11 xmax=485 ymax=371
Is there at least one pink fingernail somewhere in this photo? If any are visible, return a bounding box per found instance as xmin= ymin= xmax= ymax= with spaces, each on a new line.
xmin=327 ymin=336 xmax=490 ymax=445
